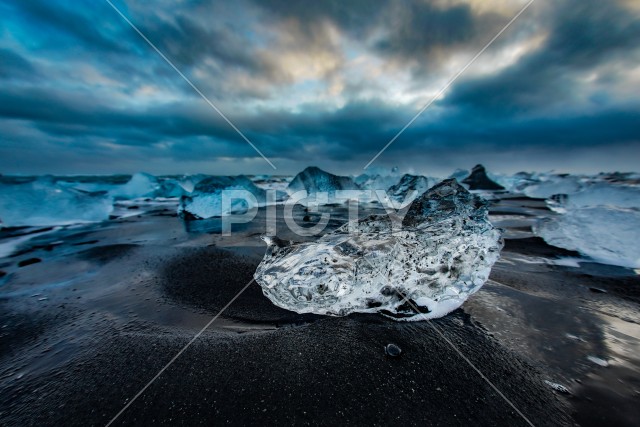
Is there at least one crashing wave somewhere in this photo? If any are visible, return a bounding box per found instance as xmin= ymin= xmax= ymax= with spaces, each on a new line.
xmin=109 ymin=172 xmax=187 ymax=200
xmin=110 ymin=172 xmax=160 ymax=200
xmin=254 ymin=179 xmax=503 ymax=321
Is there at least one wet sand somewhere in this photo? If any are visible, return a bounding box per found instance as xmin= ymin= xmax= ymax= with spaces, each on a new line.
xmin=1 ymin=198 xmax=639 ymax=426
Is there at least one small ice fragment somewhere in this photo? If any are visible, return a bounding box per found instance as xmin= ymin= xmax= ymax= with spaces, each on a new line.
xmin=385 ymin=343 xmax=402 ymax=357
xmin=544 ymin=380 xmax=571 ymax=394
xmin=550 ymin=257 xmax=582 ymax=268
xmin=254 ymin=179 xmax=503 ymax=321
xmin=587 ymin=356 xmax=609 ymax=367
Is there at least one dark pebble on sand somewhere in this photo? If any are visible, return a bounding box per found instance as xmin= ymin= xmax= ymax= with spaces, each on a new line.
xmin=18 ymin=258 xmax=41 ymax=267
xmin=385 ymin=343 xmax=402 ymax=357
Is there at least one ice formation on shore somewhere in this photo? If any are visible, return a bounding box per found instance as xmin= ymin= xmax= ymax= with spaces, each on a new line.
xmin=386 ymin=174 xmax=439 ymax=206
xmin=521 ymin=175 xmax=584 ymax=198
xmin=0 ymin=179 xmax=113 ymax=227
xmin=534 ymin=183 xmax=640 ymax=268
xmin=288 ymin=166 xmax=358 ymax=196
xmin=548 ymin=183 xmax=640 ymax=211
xmin=178 ymin=175 xmax=266 ymax=219
xmin=254 ymin=179 xmax=503 ymax=320
xmin=354 ymin=167 xmax=402 ymax=193
xmin=462 ymin=165 xmax=505 ymax=191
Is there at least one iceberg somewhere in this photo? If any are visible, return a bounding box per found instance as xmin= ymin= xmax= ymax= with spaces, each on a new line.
xmin=354 ymin=166 xmax=402 ymax=192
xmin=287 ymin=166 xmax=358 ymax=196
xmin=387 ymin=174 xmax=438 ymax=206
xmin=176 ymin=174 xmax=208 ymax=194
xmin=534 ymin=207 xmax=640 ymax=268
xmin=492 ymin=171 xmax=537 ymax=193
xmin=254 ymin=179 xmax=503 ymax=321
xmin=548 ymin=183 xmax=640 ymax=211
xmin=0 ymin=179 xmax=113 ymax=227
xmin=461 ymin=164 xmax=505 ymax=191
xmin=522 ymin=174 xmax=584 ymax=199
xmin=178 ymin=175 xmax=266 ymax=219
xmin=534 ymin=183 xmax=640 ymax=268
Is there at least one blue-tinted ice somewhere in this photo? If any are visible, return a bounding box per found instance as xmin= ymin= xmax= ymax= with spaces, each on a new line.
xmin=254 ymin=179 xmax=503 ymax=320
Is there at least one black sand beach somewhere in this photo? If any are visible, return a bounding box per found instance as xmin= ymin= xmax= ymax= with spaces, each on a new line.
xmin=1 ymin=198 xmax=639 ymax=426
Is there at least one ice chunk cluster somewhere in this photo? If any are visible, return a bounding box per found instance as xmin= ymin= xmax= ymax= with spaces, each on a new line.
xmin=178 ymin=175 xmax=266 ymax=219
xmin=534 ymin=183 xmax=640 ymax=268
xmin=254 ymin=179 xmax=503 ymax=321
xmin=0 ymin=179 xmax=113 ymax=227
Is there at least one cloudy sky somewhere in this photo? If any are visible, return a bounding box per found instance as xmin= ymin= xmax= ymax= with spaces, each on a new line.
xmin=1 ymin=0 xmax=639 ymax=176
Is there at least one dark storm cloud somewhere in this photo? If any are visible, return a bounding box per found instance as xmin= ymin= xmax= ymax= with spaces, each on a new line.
xmin=444 ymin=0 xmax=640 ymax=116
xmin=0 ymin=49 xmax=39 ymax=80
xmin=0 ymin=0 xmax=639 ymax=174
xmin=253 ymin=0 xmax=385 ymax=37
xmin=130 ymin=7 xmax=277 ymax=80
xmin=373 ymin=2 xmax=505 ymax=65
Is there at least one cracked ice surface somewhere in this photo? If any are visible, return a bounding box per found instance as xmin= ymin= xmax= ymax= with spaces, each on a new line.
xmin=254 ymin=179 xmax=503 ymax=321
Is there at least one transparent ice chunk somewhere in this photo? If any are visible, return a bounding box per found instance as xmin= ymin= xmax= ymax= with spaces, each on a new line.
xmin=254 ymin=179 xmax=503 ymax=321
